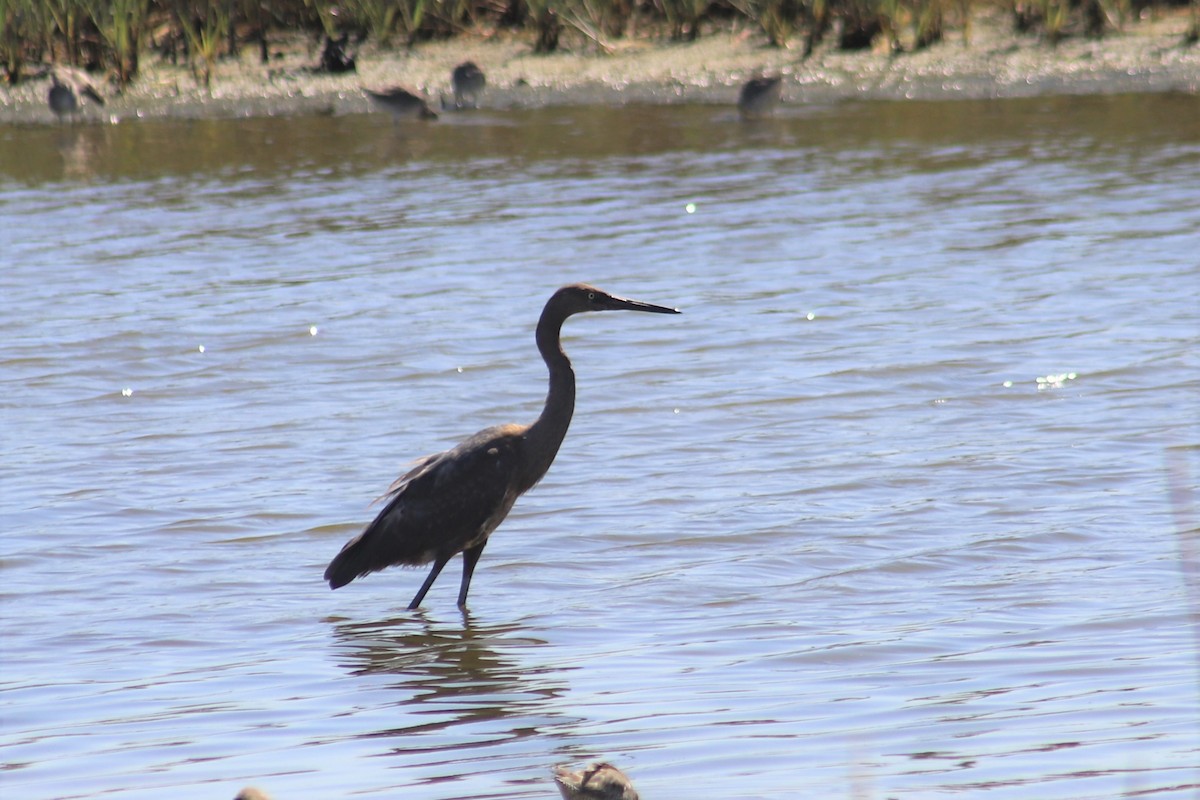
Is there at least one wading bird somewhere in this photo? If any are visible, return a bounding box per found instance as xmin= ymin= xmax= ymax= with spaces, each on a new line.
xmin=48 ymin=69 xmax=105 ymax=123
xmin=554 ymin=762 xmax=640 ymax=800
xmin=233 ymin=788 xmax=271 ymax=800
xmin=737 ymin=74 xmax=782 ymax=119
xmin=324 ymin=284 xmax=679 ymax=609
xmin=365 ymin=86 xmax=438 ymax=120
xmin=451 ymin=61 xmax=486 ymax=108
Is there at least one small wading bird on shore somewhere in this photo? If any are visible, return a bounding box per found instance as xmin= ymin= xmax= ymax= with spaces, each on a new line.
xmin=48 ymin=68 xmax=105 ymax=123
xmin=323 ymin=284 xmax=680 ymax=609
xmin=365 ymin=86 xmax=438 ymax=120
xmin=451 ymin=61 xmax=486 ymax=108
xmin=737 ymin=74 xmax=782 ymax=119
xmin=554 ymin=762 xmax=640 ymax=800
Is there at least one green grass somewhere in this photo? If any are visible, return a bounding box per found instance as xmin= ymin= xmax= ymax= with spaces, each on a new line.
xmin=660 ymin=0 xmax=709 ymax=41
xmin=175 ymin=0 xmax=227 ymax=88
xmin=3 ymin=0 xmax=1189 ymax=86
xmin=1039 ymin=0 xmax=1069 ymax=44
xmin=343 ymin=0 xmax=400 ymax=45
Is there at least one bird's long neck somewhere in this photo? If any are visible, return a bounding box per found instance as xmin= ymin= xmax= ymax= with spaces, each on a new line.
xmin=522 ymin=308 xmax=576 ymax=489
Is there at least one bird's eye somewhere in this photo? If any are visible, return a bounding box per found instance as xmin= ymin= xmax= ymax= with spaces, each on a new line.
xmin=587 ymin=292 xmax=596 ymax=302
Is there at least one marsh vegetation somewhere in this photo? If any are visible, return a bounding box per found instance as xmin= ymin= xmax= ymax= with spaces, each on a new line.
xmin=1 ymin=0 xmax=1194 ymax=89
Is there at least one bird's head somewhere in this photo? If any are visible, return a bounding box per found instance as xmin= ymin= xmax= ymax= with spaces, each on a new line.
xmin=551 ymin=283 xmax=680 ymax=317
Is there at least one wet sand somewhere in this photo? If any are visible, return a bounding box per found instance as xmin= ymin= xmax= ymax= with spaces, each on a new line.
xmin=1 ymin=9 xmax=1196 ymax=124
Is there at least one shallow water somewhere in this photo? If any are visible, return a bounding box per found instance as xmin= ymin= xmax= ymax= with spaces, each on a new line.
xmin=2 ymin=94 xmax=1199 ymax=800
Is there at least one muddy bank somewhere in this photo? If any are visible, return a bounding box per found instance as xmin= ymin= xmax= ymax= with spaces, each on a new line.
xmin=1 ymin=10 xmax=1196 ymax=125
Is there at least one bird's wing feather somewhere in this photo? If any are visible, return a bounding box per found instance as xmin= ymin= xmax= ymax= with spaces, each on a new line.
xmin=324 ymin=424 xmax=527 ymax=586
xmin=376 ymin=451 xmax=441 ymax=502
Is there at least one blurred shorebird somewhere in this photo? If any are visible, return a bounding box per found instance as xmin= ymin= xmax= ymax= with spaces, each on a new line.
xmin=48 ymin=68 xmax=105 ymax=123
xmin=554 ymin=763 xmax=640 ymax=800
xmin=323 ymin=284 xmax=679 ymax=609
xmin=365 ymin=86 xmax=438 ymax=120
xmin=451 ymin=61 xmax=486 ymax=108
xmin=233 ymin=788 xmax=271 ymax=800
xmin=737 ymin=74 xmax=782 ymax=119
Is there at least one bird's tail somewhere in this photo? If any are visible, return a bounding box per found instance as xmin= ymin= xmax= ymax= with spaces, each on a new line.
xmin=324 ymin=521 xmax=422 ymax=589
xmin=324 ymin=534 xmax=369 ymax=589
xmin=324 ymin=491 xmax=435 ymax=589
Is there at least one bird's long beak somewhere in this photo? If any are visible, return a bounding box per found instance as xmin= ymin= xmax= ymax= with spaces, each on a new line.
xmin=606 ymin=295 xmax=681 ymax=314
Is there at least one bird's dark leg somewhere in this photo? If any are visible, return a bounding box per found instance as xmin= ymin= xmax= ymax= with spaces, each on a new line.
xmin=408 ymin=556 xmax=450 ymax=610
xmin=457 ymin=542 xmax=487 ymax=607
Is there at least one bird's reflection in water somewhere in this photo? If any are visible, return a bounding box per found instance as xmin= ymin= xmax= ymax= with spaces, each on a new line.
xmin=53 ymin=126 xmax=102 ymax=181
xmin=327 ymin=613 xmax=573 ymax=745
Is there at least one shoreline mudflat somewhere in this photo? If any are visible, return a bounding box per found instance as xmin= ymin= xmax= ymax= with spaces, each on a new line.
xmin=1 ymin=10 xmax=1196 ymax=125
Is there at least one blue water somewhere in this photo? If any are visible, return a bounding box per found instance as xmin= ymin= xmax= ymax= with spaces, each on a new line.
xmin=2 ymin=95 xmax=1198 ymax=800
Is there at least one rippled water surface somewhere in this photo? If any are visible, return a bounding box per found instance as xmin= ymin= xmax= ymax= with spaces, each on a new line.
xmin=3 ymin=94 xmax=1199 ymax=800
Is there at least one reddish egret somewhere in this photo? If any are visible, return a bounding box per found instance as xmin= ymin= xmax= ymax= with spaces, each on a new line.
xmin=554 ymin=762 xmax=640 ymax=800
xmin=365 ymin=87 xmax=438 ymax=120
xmin=324 ymin=284 xmax=679 ymax=608
xmin=738 ymin=75 xmax=782 ymax=119
xmin=452 ymin=61 xmax=486 ymax=108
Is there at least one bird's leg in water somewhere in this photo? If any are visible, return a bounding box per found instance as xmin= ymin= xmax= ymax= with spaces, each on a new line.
xmin=457 ymin=543 xmax=487 ymax=607
xmin=408 ymin=556 xmax=450 ymax=610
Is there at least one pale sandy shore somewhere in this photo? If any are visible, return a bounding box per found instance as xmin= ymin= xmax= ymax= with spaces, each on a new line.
xmin=1 ymin=10 xmax=1196 ymax=125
